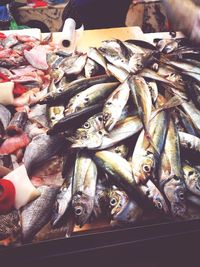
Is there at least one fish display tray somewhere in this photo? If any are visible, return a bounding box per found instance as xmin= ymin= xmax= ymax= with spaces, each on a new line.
xmin=0 ymin=27 xmax=198 ymax=266
xmin=1 ymin=218 xmax=200 ymax=266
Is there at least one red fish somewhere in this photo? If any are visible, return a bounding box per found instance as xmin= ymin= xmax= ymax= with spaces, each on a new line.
xmin=0 ymin=133 xmax=30 ymax=155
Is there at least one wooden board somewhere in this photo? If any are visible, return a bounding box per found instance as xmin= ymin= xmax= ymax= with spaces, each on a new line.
xmin=52 ymin=26 xmax=145 ymax=53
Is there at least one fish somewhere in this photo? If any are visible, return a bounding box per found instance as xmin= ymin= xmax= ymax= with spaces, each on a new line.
xmin=47 ymin=79 xmax=65 ymax=127
xmin=181 ymin=100 xmax=200 ymax=135
xmin=93 ymin=150 xmax=169 ymax=214
xmin=179 ymin=131 xmax=200 ymax=154
xmin=39 ymin=74 xmax=116 ymax=105
xmin=128 ymin=75 xmax=152 ymax=136
xmin=24 ymin=45 xmax=49 ymax=70
xmin=0 ymin=104 xmax=11 ymax=142
xmin=84 ymin=57 xmax=103 ymax=78
xmin=0 ymin=133 xmax=30 ymax=155
xmin=131 ymin=110 xmax=169 ymax=184
xmin=107 ymin=63 xmax=129 ymax=82
xmin=71 ymin=115 xmax=142 ymax=150
xmin=63 ymin=54 xmax=87 ymax=76
xmin=158 ymin=118 xmax=187 ymax=218
xmin=6 ymin=111 xmax=28 ymax=136
xmin=182 ymin=163 xmax=200 ymax=196
xmin=108 ymin=142 xmax=129 ymax=159
xmin=92 ymin=176 xmax=110 ymax=219
xmin=23 ymin=133 xmax=66 ymax=174
xmin=47 ymin=103 xmax=104 ymax=135
xmin=65 ymin=82 xmax=119 ymax=115
xmin=129 ymin=51 xmax=158 ymax=74
xmin=0 ymin=210 xmax=21 ymax=241
xmin=72 ymin=151 xmax=97 ymax=226
xmin=109 ymin=188 xmax=143 ymax=227
xmin=87 ymin=47 xmax=107 ymax=71
xmin=51 ymin=178 xmax=72 ymax=227
xmin=21 ymin=185 xmax=59 ymax=243
xmin=103 ymin=79 xmax=130 ymax=131
xmin=156 ymin=39 xmax=179 ymax=53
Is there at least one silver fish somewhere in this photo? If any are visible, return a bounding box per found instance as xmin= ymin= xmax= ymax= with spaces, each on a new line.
xmin=72 ymin=151 xmax=97 ymax=226
xmin=51 ymin=178 xmax=72 ymax=227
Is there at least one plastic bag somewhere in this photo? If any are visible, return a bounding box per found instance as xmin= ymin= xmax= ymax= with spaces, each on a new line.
xmin=9 ymin=18 xmax=30 ymax=30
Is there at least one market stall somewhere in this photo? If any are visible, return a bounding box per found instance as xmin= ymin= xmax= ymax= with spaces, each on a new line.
xmin=0 ymin=23 xmax=200 ymax=266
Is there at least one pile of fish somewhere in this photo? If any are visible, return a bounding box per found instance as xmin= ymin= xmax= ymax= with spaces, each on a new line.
xmin=1 ymin=32 xmax=200 ymax=246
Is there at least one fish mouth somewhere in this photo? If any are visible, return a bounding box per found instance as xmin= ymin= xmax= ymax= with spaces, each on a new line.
xmin=72 ymin=193 xmax=94 ymax=227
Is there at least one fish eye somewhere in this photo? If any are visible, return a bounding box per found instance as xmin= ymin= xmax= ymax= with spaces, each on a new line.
xmin=84 ymin=97 xmax=89 ymax=102
xmin=103 ymin=113 xmax=110 ymax=121
xmin=106 ymin=102 xmax=112 ymax=106
xmin=156 ymin=201 xmax=163 ymax=210
xmin=83 ymin=122 xmax=90 ymax=129
xmin=188 ymin=171 xmax=194 ymax=176
xmin=179 ymin=191 xmax=185 ymax=200
xmin=143 ymin=165 xmax=151 ymax=173
xmin=74 ymin=206 xmax=83 ymax=216
xmin=110 ymin=198 xmax=117 ymax=207
xmin=174 ymin=175 xmax=180 ymax=181
xmin=98 ymin=130 xmax=103 ymax=135
xmin=98 ymin=116 xmax=103 ymax=121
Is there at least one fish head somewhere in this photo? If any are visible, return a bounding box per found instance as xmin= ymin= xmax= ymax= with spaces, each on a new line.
xmin=70 ymin=130 xmax=103 ymax=149
xmin=72 ymin=192 xmax=94 ymax=227
xmin=110 ymin=201 xmax=143 ymax=227
xmin=184 ymin=168 xmax=200 ymax=196
xmin=133 ymin=153 xmax=155 ymax=184
xmin=109 ymin=189 xmax=129 ymax=217
xmin=146 ymin=180 xmax=170 ymax=215
xmin=163 ymin=175 xmax=187 ymax=218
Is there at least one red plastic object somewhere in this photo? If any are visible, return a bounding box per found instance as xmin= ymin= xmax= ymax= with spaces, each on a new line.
xmin=0 ymin=72 xmax=10 ymax=83
xmin=13 ymin=83 xmax=27 ymax=97
xmin=0 ymin=179 xmax=16 ymax=215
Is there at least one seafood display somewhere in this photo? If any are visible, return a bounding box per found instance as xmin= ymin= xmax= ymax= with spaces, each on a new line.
xmin=1 ymin=30 xmax=200 ymax=247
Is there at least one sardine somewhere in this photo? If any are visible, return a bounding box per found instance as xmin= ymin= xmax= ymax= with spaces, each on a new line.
xmin=21 ymin=185 xmax=59 ymax=242
xmin=109 ymin=188 xmax=143 ymax=227
xmin=40 ymin=75 xmax=116 ymax=105
xmin=158 ymin=118 xmax=187 ymax=218
xmin=128 ymin=75 xmax=152 ymax=136
xmin=85 ymin=57 xmax=103 ymax=78
xmin=65 ymin=82 xmax=119 ymax=115
xmin=132 ymin=110 xmax=169 ymax=184
xmin=71 ymin=115 xmax=142 ymax=149
xmin=103 ymin=79 xmax=130 ymax=131
xmin=183 ymin=163 xmax=200 ymax=196
xmin=179 ymin=131 xmax=200 ymax=154
xmin=87 ymin=47 xmax=107 ymax=71
xmin=63 ymin=54 xmax=87 ymax=76
xmin=51 ymin=178 xmax=72 ymax=227
xmin=93 ymin=151 xmax=169 ymax=214
xmin=48 ymin=103 xmax=104 ymax=135
xmin=72 ymin=151 xmax=97 ymax=226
